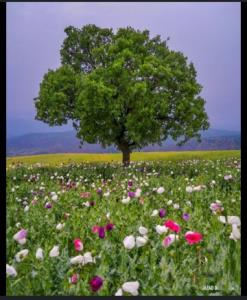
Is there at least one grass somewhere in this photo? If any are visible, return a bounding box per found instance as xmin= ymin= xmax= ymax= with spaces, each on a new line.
xmin=6 ymin=154 xmax=241 ymax=296
xmin=7 ymin=150 xmax=240 ymax=167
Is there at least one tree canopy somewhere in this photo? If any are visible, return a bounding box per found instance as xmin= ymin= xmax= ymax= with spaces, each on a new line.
xmin=35 ymin=24 xmax=209 ymax=165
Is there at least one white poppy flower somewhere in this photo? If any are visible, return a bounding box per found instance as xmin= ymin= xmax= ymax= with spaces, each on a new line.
xmin=103 ymin=191 xmax=110 ymax=197
xmin=155 ymin=225 xmax=168 ymax=235
xmin=51 ymin=194 xmax=58 ymax=202
xmin=173 ymin=204 xmax=180 ymax=209
xmin=157 ymin=187 xmax=165 ymax=194
xmin=83 ymin=252 xmax=95 ymax=264
xmin=6 ymin=264 xmax=17 ymax=277
xmin=136 ymin=236 xmax=148 ymax=247
xmin=138 ymin=226 xmax=148 ymax=235
xmin=49 ymin=245 xmax=59 ymax=257
xmin=15 ymin=249 xmax=29 ymax=262
xmin=115 ymin=288 xmax=123 ymax=296
xmin=167 ymin=200 xmax=173 ymax=205
xmin=186 ymin=186 xmax=193 ymax=193
xmin=70 ymin=255 xmax=84 ymax=265
xmin=122 ymin=281 xmax=140 ymax=296
xmin=227 ymin=216 xmax=241 ymax=227
xmin=122 ymin=196 xmax=131 ymax=204
xmin=56 ymin=223 xmax=65 ymax=230
xmin=151 ymin=209 xmax=159 ymax=217
xmin=24 ymin=206 xmax=29 ymax=212
xmin=123 ymin=235 xmax=136 ymax=250
xmin=229 ymin=224 xmax=240 ymax=241
xmin=135 ymin=188 xmax=142 ymax=198
xmin=82 ymin=201 xmax=90 ymax=207
xmin=36 ymin=248 xmax=44 ymax=261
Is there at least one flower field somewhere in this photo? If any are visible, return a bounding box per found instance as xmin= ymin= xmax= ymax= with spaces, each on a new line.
xmin=6 ymin=154 xmax=241 ymax=296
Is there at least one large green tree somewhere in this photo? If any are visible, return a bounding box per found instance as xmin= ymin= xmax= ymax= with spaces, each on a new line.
xmin=35 ymin=24 xmax=209 ymax=165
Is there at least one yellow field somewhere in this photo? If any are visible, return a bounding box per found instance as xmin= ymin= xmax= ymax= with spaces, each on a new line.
xmin=6 ymin=150 xmax=240 ymax=167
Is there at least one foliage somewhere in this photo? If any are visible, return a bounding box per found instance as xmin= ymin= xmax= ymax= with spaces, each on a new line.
xmin=35 ymin=25 xmax=209 ymax=163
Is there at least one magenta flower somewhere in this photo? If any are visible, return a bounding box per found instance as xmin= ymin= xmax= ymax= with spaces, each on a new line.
xmin=13 ymin=229 xmax=27 ymax=244
xmin=128 ymin=180 xmax=133 ymax=187
xmin=105 ymin=223 xmax=114 ymax=231
xmin=98 ymin=227 xmax=105 ymax=239
xmin=183 ymin=213 xmax=190 ymax=221
xmin=128 ymin=191 xmax=136 ymax=198
xmin=45 ymin=202 xmax=52 ymax=209
xmin=159 ymin=208 xmax=166 ymax=218
xmin=89 ymin=201 xmax=95 ymax=206
xmin=90 ymin=276 xmax=103 ymax=292
xmin=74 ymin=239 xmax=83 ymax=251
xmin=97 ymin=188 xmax=103 ymax=195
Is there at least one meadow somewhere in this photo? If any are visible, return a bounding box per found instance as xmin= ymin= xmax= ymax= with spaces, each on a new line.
xmin=6 ymin=151 xmax=241 ymax=296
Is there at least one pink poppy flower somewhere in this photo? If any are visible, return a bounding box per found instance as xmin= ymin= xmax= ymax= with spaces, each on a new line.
xmin=92 ymin=226 xmax=100 ymax=233
xmin=74 ymin=239 xmax=83 ymax=251
xmin=164 ymin=220 xmax=181 ymax=233
xmin=80 ymin=192 xmax=91 ymax=199
xmin=105 ymin=223 xmax=114 ymax=231
xmin=70 ymin=273 xmax=79 ymax=284
xmin=13 ymin=229 xmax=27 ymax=244
xmin=185 ymin=231 xmax=203 ymax=245
xmin=163 ymin=234 xmax=177 ymax=247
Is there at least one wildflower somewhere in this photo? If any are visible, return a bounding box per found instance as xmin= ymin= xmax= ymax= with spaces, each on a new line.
xmin=224 ymin=174 xmax=233 ymax=180
xmin=163 ymin=234 xmax=177 ymax=247
xmin=89 ymin=201 xmax=95 ymax=206
xmin=36 ymin=248 xmax=44 ymax=261
xmin=80 ymin=192 xmax=91 ymax=198
xmin=115 ymin=288 xmax=123 ymax=296
xmin=6 ymin=264 xmax=17 ymax=277
xmin=122 ymin=196 xmax=131 ymax=204
xmin=15 ymin=249 xmax=29 ymax=262
xmin=105 ymin=223 xmax=114 ymax=231
xmin=92 ymin=225 xmax=100 ymax=233
xmin=49 ymin=245 xmax=59 ymax=257
xmin=103 ymin=191 xmax=110 ymax=197
xmin=136 ymin=236 xmax=148 ymax=247
xmin=210 ymin=202 xmax=224 ymax=214
xmin=167 ymin=200 xmax=173 ymax=205
xmin=186 ymin=186 xmax=193 ymax=193
xmin=90 ymin=276 xmax=104 ymax=292
xmin=45 ymin=202 xmax=52 ymax=209
xmin=70 ymin=274 xmax=79 ymax=284
xmin=128 ymin=180 xmax=133 ymax=187
xmin=185 ymin=231 xmax=203 ymax=245
xmin=82 ymin=201 xmax=90 ymax=207
xmin=83 ymin=252 xmax=95 ymax=264
xmin=135 ymin=188 xmax=142 ymax=198
xmin=183 ymin=213 xmax=190 ymax=221
xmin=97 ymin=188 xmax=103 ymax=195
xmin=74 ymin=239 xmax=83 ymax=251
xmin=218 ymin=216 xmax=240 ymax=227
xmin=98 ymin=227 xmax=105 ymax=239
xmin=51 ymin=194 xmax=58 ymax=202
xmin=229 ymin=224 xmax=240 ymax=241
xmin=173 ymin=204 xmax=180 ymax=210
xmin=123 ymin=235 xmax=135 ymax=250
xmin=164 ymin=220 xmax=181 ymax=233
xmin=138 ymin=226 xmax=148 ymax=235
xmin=13 ymin=229 xmax=27 ymax=245
xmin=157 ymin=187 xmax=165 ymax=194
xmin=122 ymin=281 xmax=140 ymax=296
xmin=70 ymin=255 xmax=84 ymax=265
xmin=106 ymin=212 xmax=110 ymax=219
xmin=24 ymin=205 xmax=29 ymax=212
xmin=56 ymin=223 xmax=65 ymax=231
xmin=155 ymin=225 xmax=168 ymax=235
xmin=128 ymin=191 xmax=136 ymax=198
xmin=159 ymin=208 xmax=166 ymax=218
xmin=151 ymin=209 xmax=159 ymax=217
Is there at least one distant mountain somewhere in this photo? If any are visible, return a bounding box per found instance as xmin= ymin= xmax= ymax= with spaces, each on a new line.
xmin=6 ymin=129 xmax=240 ymax=157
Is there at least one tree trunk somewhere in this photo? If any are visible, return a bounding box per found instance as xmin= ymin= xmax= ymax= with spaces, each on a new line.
xmin=122 ymin=149 xmax=130 ymax=166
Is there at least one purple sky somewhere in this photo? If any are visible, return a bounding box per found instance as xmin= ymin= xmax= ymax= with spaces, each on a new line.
xmin=7 ymin=2 xmax=240 ymax=137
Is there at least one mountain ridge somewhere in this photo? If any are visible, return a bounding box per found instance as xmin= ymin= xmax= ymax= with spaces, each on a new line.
xmin=7 ymin=129 xmax=240 ymax=157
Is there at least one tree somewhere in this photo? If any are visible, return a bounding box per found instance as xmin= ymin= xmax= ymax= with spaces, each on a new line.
xmin=35 ymin=24 xmax=209 ymax=165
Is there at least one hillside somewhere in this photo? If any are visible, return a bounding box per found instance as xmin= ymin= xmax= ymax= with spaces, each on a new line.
xmin=6 ymin=129 xmax=240 ymax=157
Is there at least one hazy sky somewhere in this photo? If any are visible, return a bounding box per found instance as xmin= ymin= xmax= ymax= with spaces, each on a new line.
xmin=7 ymin=2 xmax=240 ymax=137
